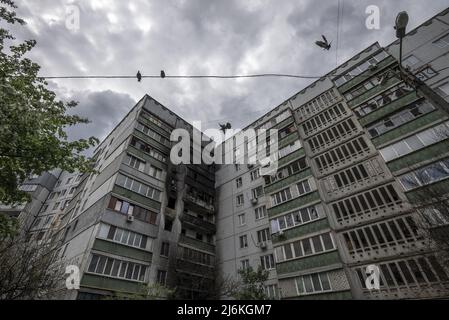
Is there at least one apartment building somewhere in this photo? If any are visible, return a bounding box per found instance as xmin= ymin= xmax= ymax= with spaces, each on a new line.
xmin=47 ymin=95 xmax=217 ymax=300
xmin=3 ymin=6 xmax=449 ymax=301
xmin=216 ymin=7 xmax=449 ymax=300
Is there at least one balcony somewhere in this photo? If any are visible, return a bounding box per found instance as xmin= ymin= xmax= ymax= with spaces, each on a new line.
xmin=181 ymin=213 xmax=216 ymax=233
xmin=183 ymin=194 xmax=215 ymax=214
xmin=179 ymin=235 xmax=215 ymax=253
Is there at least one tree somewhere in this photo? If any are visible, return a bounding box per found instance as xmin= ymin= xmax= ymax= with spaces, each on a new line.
xmin=0 ymin=0 xmax=98 ymax=299
xmin=0 ymin=0 xmax=98 ymax=206
xmin=232 ymin=267 xmax=269 ymax=300
xmin=0 ymin=228 xmax=66 ymax=299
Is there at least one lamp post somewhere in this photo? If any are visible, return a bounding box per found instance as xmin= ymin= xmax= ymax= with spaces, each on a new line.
xmin=394 ymin=11 xmax=409 ymax=68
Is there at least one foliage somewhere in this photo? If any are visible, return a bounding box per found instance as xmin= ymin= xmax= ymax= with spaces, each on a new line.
xmin=232 ymin=266 xmax=269 ymax=300
xmin=0 ymin=0 xmax=98 ymax=205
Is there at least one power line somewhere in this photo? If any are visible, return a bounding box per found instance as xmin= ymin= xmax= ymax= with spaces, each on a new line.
xmin=37 ymin=67 xmax=449 ymax=81
xmin=40 ymin=73 xmax=321 ymax=80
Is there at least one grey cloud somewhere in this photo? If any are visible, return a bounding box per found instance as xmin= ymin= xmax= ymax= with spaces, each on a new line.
xmin=8 ymin=0 xmax=449 ymax=143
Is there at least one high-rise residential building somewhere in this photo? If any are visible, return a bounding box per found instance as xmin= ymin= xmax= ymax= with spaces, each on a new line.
xmin=53 ymin=96 xmax=217 ymax=300
xmin=216 ymin=7 xmax=449 ymax=300
xmin=4 ymin=6 xmax=449 ymax=300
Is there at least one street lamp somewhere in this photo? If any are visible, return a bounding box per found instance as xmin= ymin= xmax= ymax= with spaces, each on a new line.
xmin=394 ymin=11 xmax=409 ymax=67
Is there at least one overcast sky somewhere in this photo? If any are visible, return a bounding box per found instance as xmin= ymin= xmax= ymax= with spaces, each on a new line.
xmin=9 ymin=0 xmax=449 ymax=148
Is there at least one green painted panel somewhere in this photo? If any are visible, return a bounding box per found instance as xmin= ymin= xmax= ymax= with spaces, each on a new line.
xmin=387 ymin=139 xmax=449 ymax=172
xmin=291 ymin=290 xmax=352 ymax=300
xmin=112 ymin=185 xmax=161 ymax=211
xmin=278 ymin=149 xmax=305 ymax=167
xmin=265 ymin=168 xmax=312 ymax=195
xmin=279 ymin=132 xmax=300 ymax=149
xmin=360 ymin=91 xmax=421 ymax=126
xmin=372 ymin=110 xmax=446 ymax=147
xmin=272 ymin=218 xmax=329 ymax=244
xmin=276 ymin=251 xmax=341 ymax=275
xmin=348 ymin=77 xmax=401 ymax=108
xmin=339 ymin=56 xmax=396 ymax=93
xmin=406 ymin=178 xmax=449 ymax=203
xmin=81 ymin=274 xmax=141 ymax=293
xmin=92 ymin=239 xmax=152 ymax=262
xmin=268 ymin=191 xmax=320 ymax=217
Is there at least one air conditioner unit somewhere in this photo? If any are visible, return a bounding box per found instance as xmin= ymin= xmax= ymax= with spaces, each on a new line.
xmin=247 ymin=164 xmax=254 ymax=169
xmin=259 ymin=242 xmax=267 ymax=250
xmin=251 ymin=198 xmax=258 ymax=205
xmin=126 ymin=215 xmax=134 ymax=222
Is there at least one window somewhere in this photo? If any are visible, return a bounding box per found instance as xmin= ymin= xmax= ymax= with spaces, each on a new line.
xmin=367 ymin=100 xmax=435 ymax=138
xmin=265 ymin=284 xmax=279 ymax=299
xmin=260 ymin=254 xmax=275 ymax=270
xmin=41 ymin=204 xmax=49 ymax=213
xmin=274 ymin=233 xmax=335 ymax=263
xmin=157 ymin=270 xmax=167 ymax=286
xmin=241 ymin=259 xmax=250 ymax=270
xmin=332 ymin=184 xmax=401 ymax=224
xmin=236 ymin=194 xmax=244 ymax=206
xmin=437 ymin=82 xmax=449 ymax=98
xmin=236 ymin=177 xmax=242 ymax=188
xmin=402 ymin=55 xmax=421 ymax=68
xmin=87 ymin=254 xmax=147 ymax=282
xmin=257 ymin=228 xmax=271 ymax=243
xmin=165 ymin=218 xmax=173 ymax=231
xmin=399 ymin=157 xmax=449 ymax=191
xmin=160 ymin=242 xmax=170 ymax=257
xmin=433 ymin=33 xmax=449 ymax=48
xmin=278 ymin=140 xmax=302 ymax=158
xmin=250 ymin=169 xmax=260 ymax=181
xmin=124 ymin=154 xmax=145 ymax=171
xmin=53 ymin=202 xmax=60 ymax=210
xmin=265 ymin=157 xmax=308 ymax=184
xmin=271 ymin=187 xmax=292 ymax=206
xmin=130 ymin=137 xmax=167 ymax=162
xmin=116 ymin=173 xmax=162 ymax=201
xmin=136 ymin=122 xmax=170 ymax=146
xmin=255 ymin=206 xmax=267 ymax=220
xmin=379 ymin=121 xmax=449 ymax=162
xmin=297 ymin=179 xmax=312 ymax=196
xmin=271 ymin=206 xmax=319 ymax=233
xmin=66 ymin=177 xmax=73 ymax=185
xmin=239 ymin=235 xmax=248 ymax=248
xmin=98 ymin=223 xmax=149 ymax=250
xmin=108 ymin=196 xmax=158 ymax=224
xmin=148 ymin=165 xmax=163 ymax=179
xmin=296 ymin=272 xmax=332 ymax=295
xmin=251 ymin=186 xmax=264 ymax=199
xmin=238 ymin=213 xmax=246 ymax=226
xmin=69 ymin=187 xmax=76 ymax=195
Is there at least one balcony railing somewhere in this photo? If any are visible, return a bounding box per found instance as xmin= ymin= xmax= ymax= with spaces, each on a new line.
xmin=179 ymin=235 xmax=215 ymax=253
xmin=181 ymin=213 xmax=216 ymax=232
xmin=184 ymin=194 xmax=215 ymax=212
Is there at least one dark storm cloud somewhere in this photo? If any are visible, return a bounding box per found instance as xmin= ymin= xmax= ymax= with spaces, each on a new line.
xmin=9 ymin=0 xmax=449 ymax=146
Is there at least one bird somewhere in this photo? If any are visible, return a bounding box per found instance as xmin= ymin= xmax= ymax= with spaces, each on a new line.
xmin=315 ymin=35 xmax=332 ymax=50
xmin=160 ymin=70 xmax=166 ymax=78
xmin=136 ymin=71 xmax=142 ymax=82
xmin=219 ymin=122 xmax=232 ymax=134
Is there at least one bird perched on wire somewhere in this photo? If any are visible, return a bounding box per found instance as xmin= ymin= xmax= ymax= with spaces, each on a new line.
xmin=219 ymin=122 xmax=232 ymax=134
xmin=160 ymin=70 xmax=166 ymax=78
xmin=136 ymin=71 xmax=142 ymax=82
xmin=315 ymin=35 xmax=332 ymax=50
